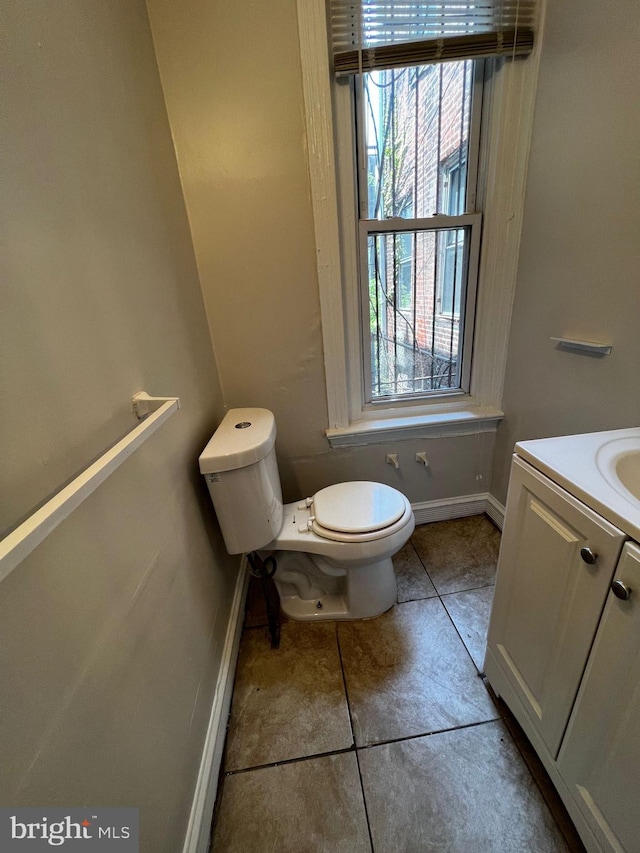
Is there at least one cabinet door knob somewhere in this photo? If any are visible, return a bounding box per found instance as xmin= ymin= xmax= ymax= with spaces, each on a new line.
xmin=580 ymin=547 xmax=598 ymax=564
xmin=611 ymin=580 xmax=632 ymax=601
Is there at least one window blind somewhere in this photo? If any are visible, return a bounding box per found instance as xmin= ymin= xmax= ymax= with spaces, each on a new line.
xmin=330 ymin=0 xmax=536 ymax=74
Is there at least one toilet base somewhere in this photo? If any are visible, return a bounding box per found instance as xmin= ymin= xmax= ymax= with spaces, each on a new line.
xmin=279 ymin=593 xmax=350 ymax=621
xmin=279 ymin=592 xmax=395 ymax=621
xmin=269 ymin=550 xmax=398 ymax=621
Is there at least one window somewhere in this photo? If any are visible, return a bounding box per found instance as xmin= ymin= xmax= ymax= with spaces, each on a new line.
xmin=357 ymin=60 xmax=482 ymax=402
xmin=297 ymin=0 xmax=539 ymax=441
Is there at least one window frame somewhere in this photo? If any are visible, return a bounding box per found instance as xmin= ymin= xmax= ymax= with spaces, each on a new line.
xmin=354 ymin=60 xmax=484 ymax=408
xmin=296 ymin=0 xmax=544 ymax=446
xmin=359 ymin=214 xmax=482 ymax=406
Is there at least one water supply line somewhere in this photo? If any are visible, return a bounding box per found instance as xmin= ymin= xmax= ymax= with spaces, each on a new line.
xmin=247 ymin=552 xmax=280 ymax=649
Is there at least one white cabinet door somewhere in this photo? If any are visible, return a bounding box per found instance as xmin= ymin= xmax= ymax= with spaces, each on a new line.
xmin=485 ymin=456 xmax=625 ymax=757
xmin=557 ymin=541 xmax=640 ymax=853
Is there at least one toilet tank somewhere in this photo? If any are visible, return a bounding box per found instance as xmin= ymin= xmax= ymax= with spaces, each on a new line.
xmin=199 ymin=408 xmax=283 ymax=554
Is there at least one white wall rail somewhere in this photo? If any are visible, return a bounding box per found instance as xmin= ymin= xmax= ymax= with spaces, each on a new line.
xmin=0 ymin=391 xmax=180 ymax=583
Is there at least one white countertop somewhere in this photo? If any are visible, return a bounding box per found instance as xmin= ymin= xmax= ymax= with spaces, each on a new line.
xmin=515 ymin=427 xmax=640 ymax=542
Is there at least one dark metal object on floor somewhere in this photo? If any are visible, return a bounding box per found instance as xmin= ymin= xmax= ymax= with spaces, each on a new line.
xmin=247 ymin=551 xmax=281 ymax=649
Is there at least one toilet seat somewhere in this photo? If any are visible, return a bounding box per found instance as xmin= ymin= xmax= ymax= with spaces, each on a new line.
xmin=306 ymin=482 xmax=412 ymax=543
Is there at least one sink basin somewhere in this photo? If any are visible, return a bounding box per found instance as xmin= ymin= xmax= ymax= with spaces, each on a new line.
xmin=616 ymin=451 xmax=640 ymax=501
xmin=596 ymin=437 xmax=640 ymax=508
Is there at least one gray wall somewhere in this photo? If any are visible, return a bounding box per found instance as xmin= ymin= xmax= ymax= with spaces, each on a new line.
xmin=491 ymin=0 xmax=640 ymax=502
xmin=1 ymin=2 xmax=239 ymax=850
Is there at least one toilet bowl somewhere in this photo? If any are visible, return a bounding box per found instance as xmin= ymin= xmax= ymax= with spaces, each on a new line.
xmin=199 ymin=408 xmax=415 ymax=621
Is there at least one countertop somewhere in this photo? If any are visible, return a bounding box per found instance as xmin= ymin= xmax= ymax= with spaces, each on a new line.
xmin=515 ymin=427 xmax=640 ymax=542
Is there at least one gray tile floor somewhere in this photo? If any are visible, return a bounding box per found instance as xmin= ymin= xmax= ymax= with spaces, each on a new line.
xmin=211 ymin=515 xmax=582 ymax=852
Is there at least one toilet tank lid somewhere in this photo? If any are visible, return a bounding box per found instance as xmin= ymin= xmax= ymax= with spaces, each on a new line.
xmin=199 ymin=408 xmax=277 ymax=473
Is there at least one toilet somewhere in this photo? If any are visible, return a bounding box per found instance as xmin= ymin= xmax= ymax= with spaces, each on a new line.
xmin=199 ymin=408 xmax=415 ymax=621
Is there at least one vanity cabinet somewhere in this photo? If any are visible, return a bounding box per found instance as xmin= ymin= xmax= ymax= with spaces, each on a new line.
xmin=557 ymin=541 xmax=640 ymax=852
xmin=485 ymin=456 xmax=626 ymax=757
xmin=485 ymin=450 xmax=640 ymax=853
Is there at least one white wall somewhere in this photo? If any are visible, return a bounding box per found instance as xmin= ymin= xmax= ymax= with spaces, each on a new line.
xmin=147 ymin=0 xmax=329 ymax=464
xmin=2 ymin=2 xmax=239 ymax=850
xmin=147 ymin=0 xmax=496 ymax=506
xmin=491 ymin=0 xmax=640 ymax=502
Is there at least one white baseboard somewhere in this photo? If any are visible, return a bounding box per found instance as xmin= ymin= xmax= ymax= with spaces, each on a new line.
xmin=412 ymin=492 xmax=505 ymax=529
xmin=483 ymin=493 xmax=506 ymax=530
xmin=182 ymin=556 xmax=249 ymax=853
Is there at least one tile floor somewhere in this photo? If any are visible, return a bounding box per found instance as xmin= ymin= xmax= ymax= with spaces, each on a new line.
xmin=211 ymin=515 xmax=584 ymax=852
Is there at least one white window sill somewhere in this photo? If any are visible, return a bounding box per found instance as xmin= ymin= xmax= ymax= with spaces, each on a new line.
xmin=325 ymin=405 xmax=504 ymax=447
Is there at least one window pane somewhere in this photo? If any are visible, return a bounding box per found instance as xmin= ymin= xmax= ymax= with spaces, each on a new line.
xmin=363 ymin=61 xmax=474 ymax=220
xmin=440 ymin=229 xmax=464 ymax=315
xmin=367 ymin=228 xmax=468 ymax=399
